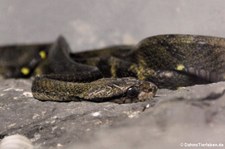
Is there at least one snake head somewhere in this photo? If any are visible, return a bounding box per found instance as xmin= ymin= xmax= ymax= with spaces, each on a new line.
xmin=116 ymin=78 xmax=158 ymax=103
xmin=84 ymin=77 xmax=157 ymax=104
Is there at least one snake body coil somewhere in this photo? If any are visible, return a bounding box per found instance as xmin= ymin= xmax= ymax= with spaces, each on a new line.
xmin=1 ymin=34 xmax=225 ymax=103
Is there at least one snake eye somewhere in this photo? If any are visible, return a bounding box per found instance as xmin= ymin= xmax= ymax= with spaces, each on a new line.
xmin=126 ymin=86 xmax=139 ymax=98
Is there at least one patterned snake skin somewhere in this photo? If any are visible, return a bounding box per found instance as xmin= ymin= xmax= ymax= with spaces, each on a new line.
xmin=1 ymin=34 xmax=225 ymax=103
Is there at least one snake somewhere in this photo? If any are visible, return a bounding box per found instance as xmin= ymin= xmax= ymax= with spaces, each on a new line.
xmin=1 ymin=34 xmax=225 ymax=103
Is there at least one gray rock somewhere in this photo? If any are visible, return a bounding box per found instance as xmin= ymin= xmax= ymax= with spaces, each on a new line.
xmin=0 ymin=79 xmax=154 ymax=148
xmin=0 ymin=79 xmax=225 ymax=149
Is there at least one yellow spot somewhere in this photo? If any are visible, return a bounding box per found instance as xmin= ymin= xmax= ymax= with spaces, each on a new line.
xmin=21 ymin=67 xmax=30 ymax=75
xmin=39 ymin=50 xmax=47 ymax=59
xmin=176 ymin=64 xmax=185 ymax=71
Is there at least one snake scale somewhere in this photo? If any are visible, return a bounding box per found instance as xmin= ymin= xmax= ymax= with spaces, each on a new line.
xmin=0 ymin=34 xmax=225 ymax=103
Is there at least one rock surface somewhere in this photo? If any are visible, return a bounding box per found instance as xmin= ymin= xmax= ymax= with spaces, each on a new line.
xmin=0 ymin=79 xmax=225 ymax=149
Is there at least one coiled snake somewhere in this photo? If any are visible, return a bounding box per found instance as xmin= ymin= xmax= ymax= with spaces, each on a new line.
xmin=1 ymin=34 xmax=225 ymax=103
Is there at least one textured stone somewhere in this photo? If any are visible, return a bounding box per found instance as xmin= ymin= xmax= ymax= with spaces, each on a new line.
xmin=0 ymin=79 xmax=225 ymax=149
xmin=0 ymin=79 xmax=155 ymax=148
